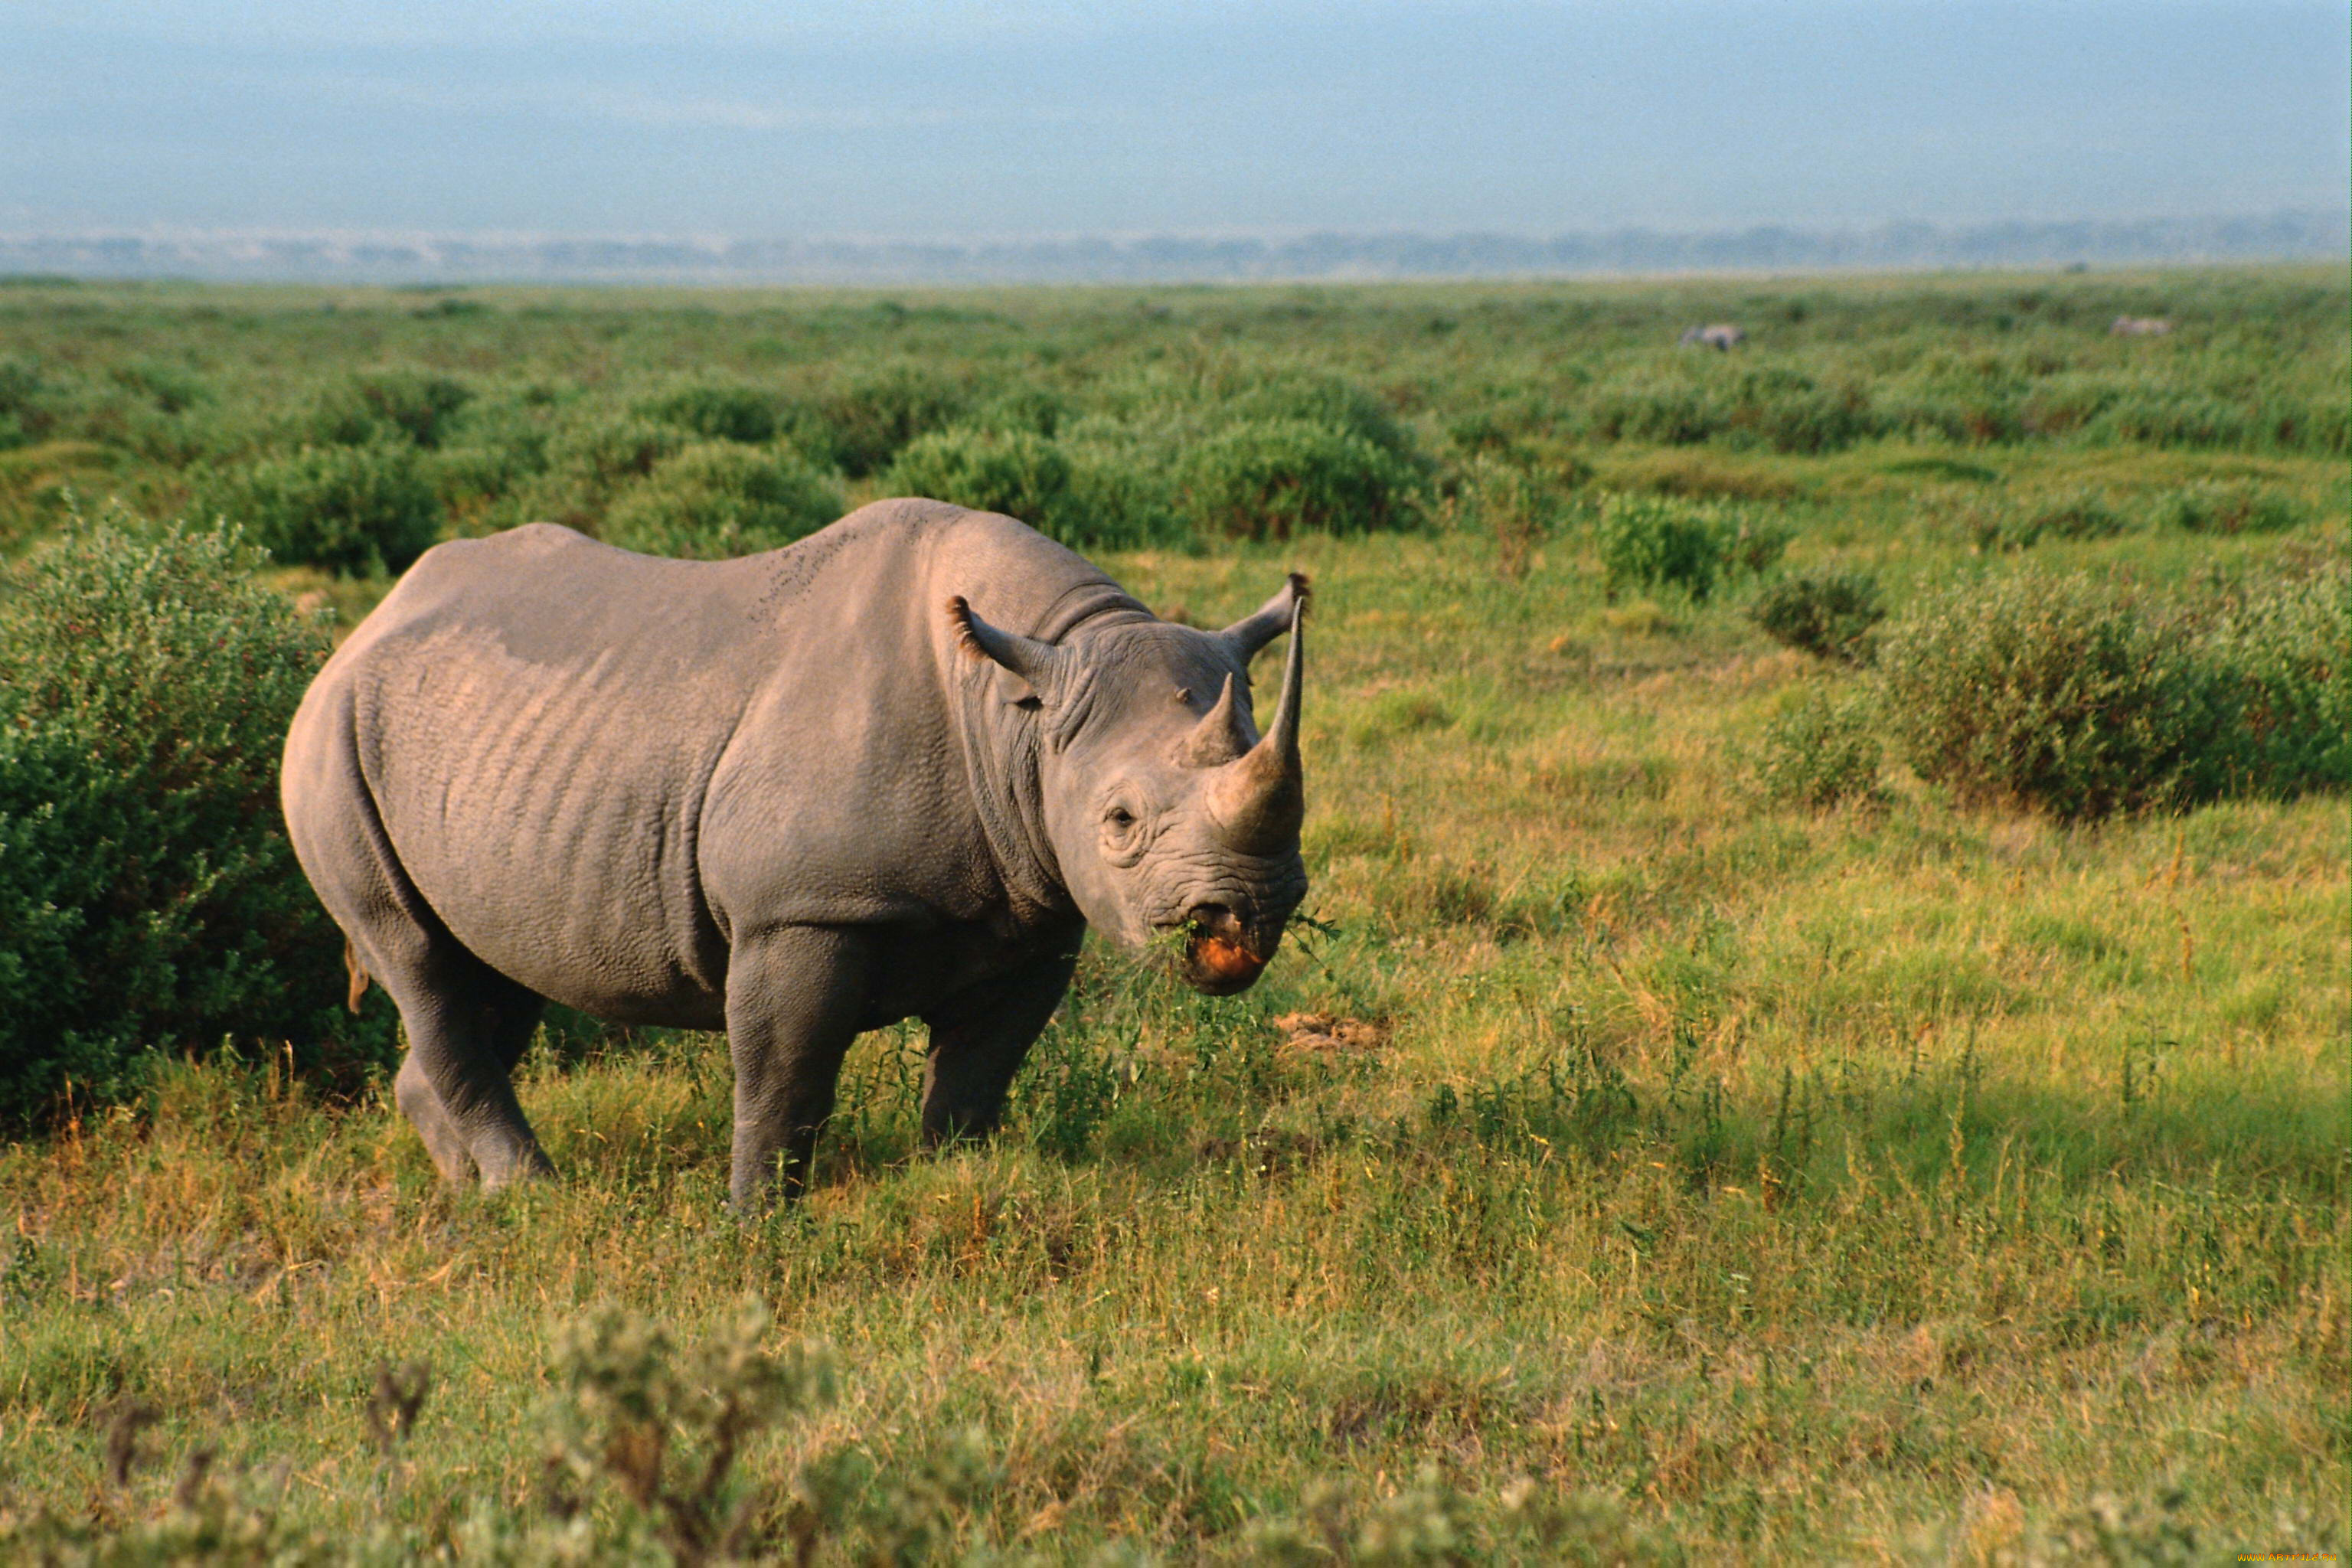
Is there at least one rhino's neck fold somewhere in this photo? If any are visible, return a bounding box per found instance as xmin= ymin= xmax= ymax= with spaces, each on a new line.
xmin=956 ymin=583 xmax=1143 ymax=934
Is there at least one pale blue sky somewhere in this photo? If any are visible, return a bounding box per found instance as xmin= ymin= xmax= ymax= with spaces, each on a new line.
xmin=5 ymin=2 xmax=2345 ymax=236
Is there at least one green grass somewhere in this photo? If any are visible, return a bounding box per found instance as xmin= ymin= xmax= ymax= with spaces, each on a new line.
xmin=1 ymin=268 xmax=2347 ymax=1563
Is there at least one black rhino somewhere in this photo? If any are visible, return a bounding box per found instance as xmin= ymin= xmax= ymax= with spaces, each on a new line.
xmin=281 ymin=500 xmax=1309 ymax=1208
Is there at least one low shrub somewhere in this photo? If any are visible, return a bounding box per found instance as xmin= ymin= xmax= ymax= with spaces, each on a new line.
xmin=633 ymin=378 xmax=782 ymax=445
xmin=1222 ymin=371 xmax=1422 ymax=459
xmin=883 ymin=426 xmax=1072 ymax=528
xmin=1748 ymin=569 xmax=1886 ymax=664
xmin=194 ymin=439 xmax=442 ymax=575
xmin=425 ymin=391 xmax=564 ymax=515
xmin=547 ymin=412 xmax=688 ymax=492
xmin=1451 ymin=455 xmax=1569 ymax=580
xmin=1879 ymin=573 xmax=2233 ymax=819
xmin=107 ymin=358 xmax=211 ymax=416
xmin=1176 ymin=417 xmax=1429 ymax=540
xmin=312 ymin=368 xmax=472 ymax=449
xmin=1756 ymin=685 xmax=1883 ymax=808
xmin=1956 ymin=489 xmax=2129 ymax=552
xmin=0 ymin=521 xmax=389 ymax=1127
xmin=1580 ymin=377 xmax=1725 ymax=446
xmin=2200 ymin=560 xmax=2350 ymax=794
xmin=0 ymin=354 xmax=67 ymax=449
xmin=599 ymin=442 xmax=844 ymax=559
xmin=1595 ymin=493 xmax=1789 ymax=602
xmin=815 ymin=362 xmax=972 ymax=477
xmin=505 ymin=413 xmax=688 ymax=531
xmin=2028 ymin=489 xmax=2132 ymax=541
xmin=2154 ymin=479 xmax=2305 ymax=535
xmin=1728 ymin=368 xmax=1880 ymax=454
xmin=966 ymin=383 xmax=1070 ymax=437
xmin=1050 ymin=415 xmax=1187 ymax=549
xmin=2091 ymin=390 xmax=2250 ymax=450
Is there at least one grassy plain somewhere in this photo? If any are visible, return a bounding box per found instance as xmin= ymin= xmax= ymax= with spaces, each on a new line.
xmin=0 ymin=268 xmax=2346 ymax=1562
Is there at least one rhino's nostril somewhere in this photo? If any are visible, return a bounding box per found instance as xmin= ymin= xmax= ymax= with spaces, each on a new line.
xmin=1187 ymin=903 xmax=1241 ymax=940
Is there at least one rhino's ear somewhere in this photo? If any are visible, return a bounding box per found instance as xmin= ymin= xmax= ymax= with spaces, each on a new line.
xmin=948 ymin=596 xmax=1064 ymax=705
xmin=1218 ymin=573 xmax=1310 ymax=663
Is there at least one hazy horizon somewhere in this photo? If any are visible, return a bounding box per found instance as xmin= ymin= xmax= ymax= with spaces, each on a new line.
xmin=7 ymin=2 xmax=2347 ymax=248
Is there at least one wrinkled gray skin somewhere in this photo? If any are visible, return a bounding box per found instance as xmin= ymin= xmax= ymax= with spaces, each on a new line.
xmin=281 ymin=500 xmax=1309 ymax=1209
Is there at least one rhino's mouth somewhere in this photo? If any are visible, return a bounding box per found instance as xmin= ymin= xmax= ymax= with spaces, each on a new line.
xmin=1178 ymin=905 xmax=1272 ymax=995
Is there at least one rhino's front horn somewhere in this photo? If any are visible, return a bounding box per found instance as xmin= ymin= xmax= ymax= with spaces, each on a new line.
xmin=1207 ymin=596 xmax=1304 ymax=854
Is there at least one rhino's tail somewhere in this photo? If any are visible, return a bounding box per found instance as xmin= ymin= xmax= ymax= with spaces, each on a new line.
xmin=343 ymin=938 xmax=371 ymax=1014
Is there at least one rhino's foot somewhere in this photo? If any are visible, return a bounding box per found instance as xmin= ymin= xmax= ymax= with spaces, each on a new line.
xmin=396 ymin=1055 xmax=555 ymax=1191
xmin=475 ymin=1140 xmax=558 ymax=1191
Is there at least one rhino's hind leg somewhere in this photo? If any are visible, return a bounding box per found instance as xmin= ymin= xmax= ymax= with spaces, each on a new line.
xmin=285 ymin=710 xmax=551 ymax=1190
xmin=362 ymin=935 xmax=552 ymax=1191
xmin=394 ymin=1053 xmax=477 ymax=1185
xmin=920 ymin=950 xmax=1080 ymax=1146
xmin=396 ymin=964 xmax=553 ymax=1191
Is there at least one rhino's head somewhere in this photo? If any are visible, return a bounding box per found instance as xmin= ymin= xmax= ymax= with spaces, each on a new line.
xmin=951 ymin=577 xmax=1310 ymax=995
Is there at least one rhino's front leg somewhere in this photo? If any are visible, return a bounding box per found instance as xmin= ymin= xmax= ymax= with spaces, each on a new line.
xmin=920 ymin=948 xmax=1080 ymax=1146
xmin=724 ymin=925 xmax=878 ymax=1211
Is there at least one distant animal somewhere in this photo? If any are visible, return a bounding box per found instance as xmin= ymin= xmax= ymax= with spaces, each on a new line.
xmin=1680 ymin=323 xmax=1746 ymax=351
xmin=2110 ymin=316 xmax=2173 ymax=337
xmin=282 ymin=501 xmax=1311 ymax=1209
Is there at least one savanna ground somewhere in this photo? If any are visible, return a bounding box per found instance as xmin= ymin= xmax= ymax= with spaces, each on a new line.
xmin=0 ymin=266 xmax=2346 ymax=1562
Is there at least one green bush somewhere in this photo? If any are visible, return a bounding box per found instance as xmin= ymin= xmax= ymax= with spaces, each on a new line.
xmin=2155 ymin=480 xmax=2305 ymax=535
xmin=1580 ymin=377 xmax=1726 ymax=446
xmin=107 ymin=358 xmax=211 ymax=416
xmin=967 ymin=383 xmax=1070 ymax=437
xmin=599 ymin=442 xmax=844 ymax=559
xmin=1878 ymin=573 xmax=2234 ymax=819
xmin=194 ymin=439 xmax=443 ymax=575
xmin=2091 ymin=390 xmax=2250 ymax=449
xmin=633 ymin=379 xmax=782 ymax=445
xmin=426 ymin=390 xmax=563 ymax=513
xmin=0 ymin=354 xmax=63 ymax=449
xmin=1452 ymin=455 xmax=1569 ymax=580
xmin=1749 ymin=569 xmax=1886 ymax=663
xmin=1222 ymin=371 xmax=1421 ymax=459
xmin=506 ymin=412 xmax=688 ymax=531
xmin=883 ymin=426 xmax=1072 ymax=528
xmin=2028 ymin=489 xmax=2132 ymax=541
xmin=2200 ymin=560 xmax=2350 ymax=794
xmin=547 ymin=412 xmax=688 ymax=492
xmin=1595 ymin=493 xmax=1788 ymax=602
xmin=1176 ymin=418 xmax=1428 ymax=540
xmin=312 ymin=369 xmax=472 ymax=448
xmin=1050 ymin=415 xmax=1188 ymax=549
xmin=1728 ymin=368 xmax=1880 ymax=454
xmin=1955 ymin=488 xmax=2128 ymax=553
xmin=815 ymin=363 xmax=972 ymax=478
xmin=1756 ymin=685 xmax=1883 ymax=808
xmin=0 ymin=521 xmax=390 ymax=1127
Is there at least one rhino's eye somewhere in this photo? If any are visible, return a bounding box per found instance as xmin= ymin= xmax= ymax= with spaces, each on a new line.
xmin=1102 ymin=799 xmax=1148 ymax=864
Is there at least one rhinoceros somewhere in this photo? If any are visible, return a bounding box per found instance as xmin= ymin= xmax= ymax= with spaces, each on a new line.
xmin=1680 ymin=323 xmax=1746 ymax=351
xmin=281 ymin=499 xmax=1309 ymax=1208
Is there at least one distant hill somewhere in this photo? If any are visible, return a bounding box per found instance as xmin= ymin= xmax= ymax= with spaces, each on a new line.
xmin=4 ymin=211 xmax=2343 ymax=286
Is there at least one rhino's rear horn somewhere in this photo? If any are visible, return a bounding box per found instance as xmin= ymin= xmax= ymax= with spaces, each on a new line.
xmin=1218 ymin=572 xmax=1311 ymax=663
xmin=1176 ymin=674 xmax=1250 ymax=767
xmin=1208 ymin=596 xmax=1305 ymax=854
